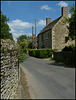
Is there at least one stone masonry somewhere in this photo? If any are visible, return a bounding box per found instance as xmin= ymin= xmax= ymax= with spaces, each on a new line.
xmin=52 ymin=17 xmax=75 ymax=50
xmin=37 ymin=7 xmax=75 ymax=50
xmin=0 ymin=39 xmax=19 ymax=99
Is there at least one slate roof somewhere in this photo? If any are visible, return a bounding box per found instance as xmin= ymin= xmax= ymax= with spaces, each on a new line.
xmin=38 ymin=16 xmax=62 ymax=35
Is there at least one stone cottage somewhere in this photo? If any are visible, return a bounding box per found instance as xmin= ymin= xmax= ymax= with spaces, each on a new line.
xmin=37 ymin=7 xmax=75 ymax=51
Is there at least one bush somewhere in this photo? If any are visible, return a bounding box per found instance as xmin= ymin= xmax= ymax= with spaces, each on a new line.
xmin=62 ymin=45 xmax=75 ymax=51
xmin=29 ymin=49 xmax=57 ymax=58
xmin=18 ymin=47 xmax=27 ymax=63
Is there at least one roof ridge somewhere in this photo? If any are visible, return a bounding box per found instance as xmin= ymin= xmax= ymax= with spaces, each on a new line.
xmin=39 ymin=16 xmax=62 ymax=34
xmin=46 ymin=16 xmax=62 ymax=26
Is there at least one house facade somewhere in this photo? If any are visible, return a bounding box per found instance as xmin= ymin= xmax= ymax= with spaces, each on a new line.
xmin=37 ymin=7 xmax=75 ymax=51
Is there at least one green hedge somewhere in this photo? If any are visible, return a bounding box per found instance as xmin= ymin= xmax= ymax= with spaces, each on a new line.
xmin=29 ymin=49 xmax=57 ymax=58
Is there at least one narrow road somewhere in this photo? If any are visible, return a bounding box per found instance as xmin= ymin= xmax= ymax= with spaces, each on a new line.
xmin=21 ymin=57 xmax=75 ymax=99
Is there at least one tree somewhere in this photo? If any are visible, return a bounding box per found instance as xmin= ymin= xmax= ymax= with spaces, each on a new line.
xmin=65 ymin=4 xmax=75 ymax=42
xmin=17 ymin=35 xmax=32 ymax=50
xmin=28 ymin=37 xmax=32 ymax=49
xmin=28 ymin=36 xmax=32 ymax=39
xmin=0 ymin=12 xmax=13 ymax=40
xmin=17 ymin=35 xmax=27 ymax=44
xmin=28 ymin=42 xmax=32 ymax=49
xmin=20 ymin=39 xmax=28 ymax=50
xmin=17 ymin=35 xmax=28 ymax=62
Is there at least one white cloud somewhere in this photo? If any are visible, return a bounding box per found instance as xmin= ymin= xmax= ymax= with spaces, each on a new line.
xmin=68 ymin=13 xmax=71 ymax=18
xmin=11 ymin=30 xmax=32 ymax=41
xmin=27 ymin=33 xmax=32 ymax=37
xmin=7 ymin=19 xmax=33 ymax=41
xmin=40 ymin=5 xmax=52 ymax=10
xmin=57 ymin=1 xmax=68 ymax=7
xmin=11 ymin=31 xmax=25 ymax=41
xmin=37 ymin=20 xmax=46 ymax=26
xmin=10 ymin=28 xmax=17 ymax=33
xmin=8 ymin=19 xmax=33 ymax=29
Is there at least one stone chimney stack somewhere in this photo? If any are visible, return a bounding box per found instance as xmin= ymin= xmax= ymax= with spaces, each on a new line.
xmin=62 ymin=7 xmax=68 ymax=17
xmin=46 ymin=18 xmax=51 ymax=25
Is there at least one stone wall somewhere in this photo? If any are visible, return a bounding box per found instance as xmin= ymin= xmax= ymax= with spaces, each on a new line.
xmin=0 ymin=39 xmax=19 ymax=99
xmin=38 ymin=29 xmax=52 ymax=48
xmin=53 ymin=51 xmax=75 ymax=66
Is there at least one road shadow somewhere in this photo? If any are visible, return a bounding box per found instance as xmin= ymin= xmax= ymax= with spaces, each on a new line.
xmin=47 ymin=61 xmax=74 ymax=68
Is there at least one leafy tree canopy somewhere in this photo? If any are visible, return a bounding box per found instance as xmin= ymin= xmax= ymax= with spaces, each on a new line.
xmin=65 ymin=4 xmax=75 ymax=42
xmin=0 ymin=12 xmax=14 ymax=40
xmin=17 ymin=35 xmax=32 ymax=50
xmin=17 ymin=35 xmax=27 ymax=44
xmin=28 ymin=36 xmax=32 ymax=39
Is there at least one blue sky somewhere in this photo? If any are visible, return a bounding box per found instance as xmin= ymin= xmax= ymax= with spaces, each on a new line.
xmin=1 ymin=1 xmax=75 ymax=41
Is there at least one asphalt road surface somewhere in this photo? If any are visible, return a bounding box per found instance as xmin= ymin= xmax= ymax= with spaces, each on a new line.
xmin=21 ymin=57 xmax=75 ymax=99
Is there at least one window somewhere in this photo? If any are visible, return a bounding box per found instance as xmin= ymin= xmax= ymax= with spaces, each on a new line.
xmin=39 ymin=35 xmax=42 ymax=41
xmin=46 ymin=33 xmax=49 ymax=39
xmin=45 ymin=45 xmax=48 ymax=48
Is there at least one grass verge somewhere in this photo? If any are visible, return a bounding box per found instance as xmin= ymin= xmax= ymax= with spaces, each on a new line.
xmin=20 ymin=67 xmax=30 ymax=99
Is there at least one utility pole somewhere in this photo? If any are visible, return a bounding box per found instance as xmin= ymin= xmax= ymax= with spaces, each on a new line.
xmin=32 ymin=26 xmax=33 ymax=49
xmin=26 ymin=33 xmax=28 ymax=54
xmin=27 ymin=33 xmax=28 ymax=49
xmin=35 ymin=18 xmax=36 ymax=49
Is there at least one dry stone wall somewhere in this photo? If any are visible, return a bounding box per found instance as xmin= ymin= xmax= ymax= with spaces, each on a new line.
xmin=0 ymin=39 xmax=19 ymax=99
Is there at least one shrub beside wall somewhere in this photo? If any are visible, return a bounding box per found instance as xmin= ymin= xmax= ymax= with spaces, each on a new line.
xmin=29 ymin=49 xmax=56 ymax=58
xmin=18 ymin=47 xmax=27 ymax=63
xmin=62 ymin=45 xmax=75 ymax=52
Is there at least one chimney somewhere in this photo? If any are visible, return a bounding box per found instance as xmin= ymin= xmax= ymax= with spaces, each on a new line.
xmin=62 ymin=7 xmax=68 ymax=17
xmin=46 ymin=18 xmax=51 ymax=25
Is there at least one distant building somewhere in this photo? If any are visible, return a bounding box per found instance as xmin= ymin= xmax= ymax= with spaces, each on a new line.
xmin=37 ymin=7 xmax=75 ymax=51
xmin=32 ymin=33 xmax=37 ymax=49
xmin=32 ymin=33 xmax=36 ymax=39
